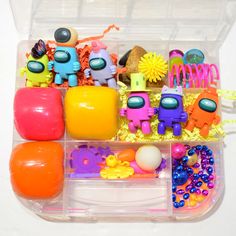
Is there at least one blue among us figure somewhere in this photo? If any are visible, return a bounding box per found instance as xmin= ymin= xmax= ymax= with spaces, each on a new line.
xmin=155 ymin=86 xmax=188 ymax=136
xmin=48 ymin=27 xmax=81 ymax=87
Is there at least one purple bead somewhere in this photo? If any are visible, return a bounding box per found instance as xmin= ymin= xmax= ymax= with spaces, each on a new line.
xmin=201 ymin=151 xmax=207 ymax=156
xmin=209 ymin=175 xmax=214 ymax=180
xmin=195 ymin=150 xmax=200 ymax=155
xmin=207 ymin=182 xmax=214 ymax=189
xmin=193 ymin=163 xmax=200 ymax=168
xmin=185 ymin=144 xmax=191 ymax=150
xmin=198 ymin=171 xmax=203 ymax=176
xmin=202 ymin=190 xmax=209 ymax=196
xmin=201 ymin=164 xmax=206 ymax=169
xmin=201 ymin=159 xmax=208 ymax=164
xmin=186 ymin=184 xmax=193 ymax=191
xmin=191 ymin=179 xmax=198 ymax=184
xmin=176 ymin=189 xmax=185 ymax=195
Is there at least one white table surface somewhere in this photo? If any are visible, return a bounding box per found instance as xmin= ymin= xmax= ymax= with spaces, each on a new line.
xmin=0 ymin=1 xmax=236 ymax=235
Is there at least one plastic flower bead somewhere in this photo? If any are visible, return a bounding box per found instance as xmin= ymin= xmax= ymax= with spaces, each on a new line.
xmin=138 ymin=52 xmax=168 ymax=82
xmin=100 ymin=155 xmax=134 ymax=179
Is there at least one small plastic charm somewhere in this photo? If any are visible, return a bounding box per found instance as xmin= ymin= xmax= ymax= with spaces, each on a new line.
xmin=21 ymin=40 xmax=53 ymax=87
xmin=156 ymin=86 xmax=188 ymax=136
xmin=48 ymin=27 xmax=81 ymax=87
xmin=135 ymin=145 xmax=162 ymax=172
xmin=100 ymin=155 xmax=134 ymax=179
xmin=70 ymin=145 xmax=103 ymax=178
xmin=120 ymin=73 xmax=155 ymax=135
xmin=183 ymin=49 xmax=205 ymax=65
xmin=185 ymin=87 xmax=220 ymax=137
xmin=84 ymin=40 xmax=117 ymax=88
xmin=138 ymin=52 xmax=168 ymax=83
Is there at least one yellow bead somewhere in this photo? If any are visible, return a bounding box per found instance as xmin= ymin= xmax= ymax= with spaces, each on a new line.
xmin=65 ymin=86 xmax=119 ymax=140
xmin=189 ymin=200 xmax=197 ymax=207
xmin=196 ymin=195 xmax=205 ymax=202
xmin=187 ymin=153 xmax=198 ymax=166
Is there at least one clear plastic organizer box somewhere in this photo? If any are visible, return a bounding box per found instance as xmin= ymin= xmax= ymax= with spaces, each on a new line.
xmin=10 ymin=0 xmax=236 ymax=222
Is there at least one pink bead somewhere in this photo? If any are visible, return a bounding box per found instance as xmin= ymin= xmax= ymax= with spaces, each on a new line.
xmin=196 ymin=189 xmax=201 ymax=195
xmin=172 ymin=143 xmax=186 ymax=159
xmin=207 ymin=182 xmax=214 ymax=189
xmin=209 ymin=175 xmax=214 ymax=180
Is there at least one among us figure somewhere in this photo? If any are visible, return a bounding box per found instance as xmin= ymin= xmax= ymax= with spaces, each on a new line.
xmin=84 ymin=40 xmax=117 ymax=89
xmin=185 ymin=87 xmax=220 ymax=137
xmin=156 ymin=86 xmax=188 ymax=136
xmin=120 ymin=73 xmax=155 ymax=135
xmin=48 ymin=27 xmax=81 ymax=87
xmin=20 ymin=40 xmax=53 ymax=87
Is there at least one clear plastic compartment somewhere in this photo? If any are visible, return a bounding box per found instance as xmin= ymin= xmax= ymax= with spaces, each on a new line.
xmin=10 ymin=0 xmax=236 ymax=222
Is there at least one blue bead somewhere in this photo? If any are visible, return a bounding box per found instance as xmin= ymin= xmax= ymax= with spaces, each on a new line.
xmin=193 ymin=173 xmax=200 ymax=179
xmin=203 ymin=178 xmax=209 ymax=183
xmin=201 ymin=174 xmax=209 ymax=180
xmin=190 ymin=187 xmax=196 ymax=193
xmin=188 ymin=149 xmax=195 ymax=156
xmin=196 ymin=145 xmax=202 ymax=150
xmin=179 ymin=200 xmax=185 ymax=207
xmin=172 ymin=169 xmax=189 ymax=186
xmin=196 ymin=181 xmax=203 ymax=187
xmin=207 ymin=167 xmax=213 ymax=174
xmin=202 ymin=145 xmax=208 ymax=151
xmin=182 ymin=156 xmax=189 ymax=163
xmin=206 ymin=149 xmax=213 ymax=156
xmin=173 ymin=202 xmax=179 ymax=208
xmin=172 ymin=194 xmax=176 ymax=202
xmin=187 ymin=168 xmax=194 ymax=175
xmin=183 ymin=193 xmax=190 ymax=200
xmin=209 ymin=157 xmax=215 ymax=165
xmin=172 ymin=185 xmax=177 ymax=192
xmin=176 ymin=165 xmax=183 ymax=171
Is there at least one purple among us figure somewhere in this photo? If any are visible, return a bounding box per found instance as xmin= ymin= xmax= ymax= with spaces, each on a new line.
xmin=84 ymin=40 xmax=117 ymax=88
xmin=155 ymin=86 xmax=188 ymax=136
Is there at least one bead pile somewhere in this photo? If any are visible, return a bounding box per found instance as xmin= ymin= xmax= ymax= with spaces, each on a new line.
xmin=172 ymin=143 xmax=215 ymax=209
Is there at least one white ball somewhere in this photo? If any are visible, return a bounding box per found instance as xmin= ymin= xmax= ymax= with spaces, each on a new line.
xmin=135 ymin=145 xmax=162 ymax=172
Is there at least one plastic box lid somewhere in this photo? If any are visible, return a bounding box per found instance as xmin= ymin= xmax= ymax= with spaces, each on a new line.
xmin=10 ymin=0 xmax=236 ymax=43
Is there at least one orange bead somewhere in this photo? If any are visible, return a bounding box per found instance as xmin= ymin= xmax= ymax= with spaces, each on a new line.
xmin=117 ymin=149 xmax=136 ymax=162
xmin=10 ymin=142 xmax=64 ymax=199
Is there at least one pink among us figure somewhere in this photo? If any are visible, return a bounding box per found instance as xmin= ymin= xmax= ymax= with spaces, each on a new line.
xmin=120 ymin=73 xmax=155 ymax=135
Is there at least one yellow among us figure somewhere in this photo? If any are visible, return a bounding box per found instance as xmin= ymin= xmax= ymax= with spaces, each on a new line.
xmin=20 ymin=40 xmax=53 ymax=87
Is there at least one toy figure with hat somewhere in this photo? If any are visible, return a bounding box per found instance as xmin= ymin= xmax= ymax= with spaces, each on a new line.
xmin=120 ymin=73 xmax=155 ymax=134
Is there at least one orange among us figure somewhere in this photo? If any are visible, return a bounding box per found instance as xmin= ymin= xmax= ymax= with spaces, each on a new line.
xmin=185 ymin=88 xmax=220 ymax=137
